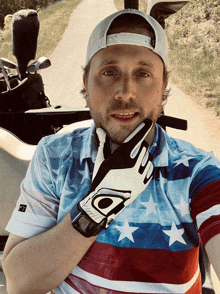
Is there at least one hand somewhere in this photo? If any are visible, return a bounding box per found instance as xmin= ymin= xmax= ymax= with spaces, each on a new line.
xmin=77 ymin=119 xmax=154 ymax=236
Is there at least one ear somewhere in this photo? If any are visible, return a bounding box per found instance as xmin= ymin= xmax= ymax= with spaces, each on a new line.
xmin=83 ymin=75 xmax=87 ymax=90
xmin=83 ymin=75 xmax=89 ymax=107
xmin=162 ymin=79 xmax=169 ymax=107
xmin=163 ymin=81 xmax=168 ymax=92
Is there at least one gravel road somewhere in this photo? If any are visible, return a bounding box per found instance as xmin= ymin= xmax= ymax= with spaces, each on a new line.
xmin=41 ymin=0 xmax=220 ymax=291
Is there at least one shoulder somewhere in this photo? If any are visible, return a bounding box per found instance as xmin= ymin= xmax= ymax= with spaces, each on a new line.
xmin=38 ymin=125 xmax=93 ymax=157
xmin=168 ymin=134 xmax=220 ymax=170
xmin=165 ymin=131 xmax=208 ymax=158
xmin=160 ymin=127 xmax=220 ymax=189
xmin=156 ymin=126 xmax=220 ymax=177
xmin=162 ymin=128 xmax=216 ymax=162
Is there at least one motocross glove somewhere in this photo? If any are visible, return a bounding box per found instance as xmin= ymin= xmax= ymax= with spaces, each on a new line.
xmin=71 ymin=118 xmax=154 ymax=237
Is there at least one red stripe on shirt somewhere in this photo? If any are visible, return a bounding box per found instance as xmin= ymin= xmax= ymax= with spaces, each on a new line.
xmin=191 ymin=180 xmax=220 ymax=220
xmin=78 ymin=241 xmax=199 ymax=285
xmin=191 ymin=180 xmax=220 ymax=246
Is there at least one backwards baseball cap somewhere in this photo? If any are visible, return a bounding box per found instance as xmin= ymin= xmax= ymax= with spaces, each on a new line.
xmin=86 ymin=9 xmax=168 ymax=69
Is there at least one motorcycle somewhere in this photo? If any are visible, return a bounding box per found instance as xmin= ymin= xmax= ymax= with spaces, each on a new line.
xmin=0 ymin=1 xmax=215 ymax=293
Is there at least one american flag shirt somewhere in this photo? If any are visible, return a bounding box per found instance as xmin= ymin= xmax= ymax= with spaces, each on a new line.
xmin=6 ymin=123 xmax=220 ymax=294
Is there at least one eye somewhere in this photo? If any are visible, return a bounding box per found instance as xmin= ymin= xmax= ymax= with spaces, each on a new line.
xmin=138 ymin=71 xmax=150 ymax=77
xmin=103 ymin=70 xmax=116 ymax=76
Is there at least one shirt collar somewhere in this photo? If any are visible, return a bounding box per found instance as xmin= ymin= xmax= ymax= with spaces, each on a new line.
xmin=80 ymin=123 xmax=97 ymax=164
xmin=149 ymin=124 xmax=169 ymax=167
xmin=79 ymin=123 xmax=169 ymax=167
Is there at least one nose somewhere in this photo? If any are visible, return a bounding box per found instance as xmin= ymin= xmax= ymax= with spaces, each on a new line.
xmin=114 ymin=76 xmax=136 ymax=101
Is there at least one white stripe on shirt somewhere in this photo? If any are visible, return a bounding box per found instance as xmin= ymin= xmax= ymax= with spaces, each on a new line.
xmin=70 ymin=265 xmax=200 ymax=293
xmin=196 ymin=204 xmax=220 ymax=228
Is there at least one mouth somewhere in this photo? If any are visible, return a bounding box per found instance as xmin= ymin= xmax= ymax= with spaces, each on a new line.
xmin=111 ymin=112 xmax=139 ymax=122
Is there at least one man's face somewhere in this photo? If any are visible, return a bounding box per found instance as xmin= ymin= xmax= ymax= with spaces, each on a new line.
xmin=84 ymin=29 xmax=167 ymax=145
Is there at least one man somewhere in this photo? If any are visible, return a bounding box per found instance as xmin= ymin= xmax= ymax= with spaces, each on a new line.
xmin=2 ymin=9 xmax=220 ymax=294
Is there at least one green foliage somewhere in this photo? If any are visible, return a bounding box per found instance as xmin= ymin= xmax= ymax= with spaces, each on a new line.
xmin=0 ymin=0 xmax=60 ymax=27
xmin=166 ymin=0 xmax=220 ymax=114
xmin=0 ymin=0 xmax=59 ymax=13
xmin=0 ymin=0 xmax=82 ymax=64
xmin=166 ymin=0 xmax=220 ymax=56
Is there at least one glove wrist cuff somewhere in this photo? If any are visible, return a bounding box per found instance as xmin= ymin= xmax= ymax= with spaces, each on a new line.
xmin=70 ymin=204 xmax=104 ymax=238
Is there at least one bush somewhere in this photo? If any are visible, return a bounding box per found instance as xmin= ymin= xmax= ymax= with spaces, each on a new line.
xmin=0 ymin=0 xmax=60 ymax=27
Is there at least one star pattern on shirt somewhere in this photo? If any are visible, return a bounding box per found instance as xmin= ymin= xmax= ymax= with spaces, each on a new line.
xmin=115 ymin=219 xmax=139 ymax=243
xmin=159 ymin=170 xmax=167 ymax=188
xmin=78 ymin=164 xmax=90 ymax=184
xmin=173 ymin=156 xmax=194 ymax=168
xmin=162 ymin=222 xmax=186 ymax=246
xmin=174 ymin=195 xmax=190 ymax=217
xmin=62 ymin=189 xmax=75 ymax=199
xmin=141 ymin=194 xmax=158 ymax=217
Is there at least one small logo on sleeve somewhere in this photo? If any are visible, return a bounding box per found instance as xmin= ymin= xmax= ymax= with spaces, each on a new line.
xmin=18 ymin=204 xmax=27 ymax=212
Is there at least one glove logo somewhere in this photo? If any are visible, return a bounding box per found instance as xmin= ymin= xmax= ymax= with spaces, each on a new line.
xmin=92 ymin=188 xmax=131 ymax=217
xmin=98 ymin=198 xmax=113 ymax=209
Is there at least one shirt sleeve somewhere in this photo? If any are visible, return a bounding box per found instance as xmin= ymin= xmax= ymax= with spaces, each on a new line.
xmin=5 ymin=137 xmax=60 ymax=238
xmin=190 ymin=153 xmax=220 ymax=247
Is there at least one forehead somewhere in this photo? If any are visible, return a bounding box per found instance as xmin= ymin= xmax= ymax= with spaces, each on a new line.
xmin=90 ymin=44 xmax=163 ymax=71
xmin=95 ymin=22 xmax=156 ymax=67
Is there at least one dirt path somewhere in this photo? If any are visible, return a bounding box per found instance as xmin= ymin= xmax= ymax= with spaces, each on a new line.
xmin=41 ymin=0 xmax=117 ymax=108
xmin=165 ymin=85 xmax=220 ymax=160
xmin=41 ymin=0 xmax=220 ymax=291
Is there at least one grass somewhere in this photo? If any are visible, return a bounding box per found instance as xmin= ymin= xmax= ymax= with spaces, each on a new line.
xmin=166 ymin=3 xmax=220 ymax=116
xmin=0 ymin=0 xmax=83 ymax=65
xmin=168 ymin=43 xmax=220 ymax=115
xmin=114 ymin=0 xmax=220 ymax=116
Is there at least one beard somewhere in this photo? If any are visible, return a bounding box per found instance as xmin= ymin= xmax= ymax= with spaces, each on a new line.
xmin=87 ymin=97 xmax=163 ymax=145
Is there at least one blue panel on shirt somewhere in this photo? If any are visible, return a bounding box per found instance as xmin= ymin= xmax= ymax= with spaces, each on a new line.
xmin=189 ymin=165 xmax=220 ymax=200
xmin=96 ymin=220 xmax=200 ymax=251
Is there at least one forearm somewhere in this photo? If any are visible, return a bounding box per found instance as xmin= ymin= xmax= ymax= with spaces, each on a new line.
xmin=3 ymin=213 xmax=97 ymax=294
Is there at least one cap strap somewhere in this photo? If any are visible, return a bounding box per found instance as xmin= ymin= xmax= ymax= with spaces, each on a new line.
xmin=107 ymin=33 xmax=154 ymax=50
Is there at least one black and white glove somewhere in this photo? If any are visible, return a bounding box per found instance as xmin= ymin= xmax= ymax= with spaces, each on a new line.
xmin=71 ymin=119 xmax=154 ymax=237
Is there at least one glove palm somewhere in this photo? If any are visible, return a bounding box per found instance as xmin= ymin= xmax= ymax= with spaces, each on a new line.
xmin=79 ymin=119 xmax=154 ymax=231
